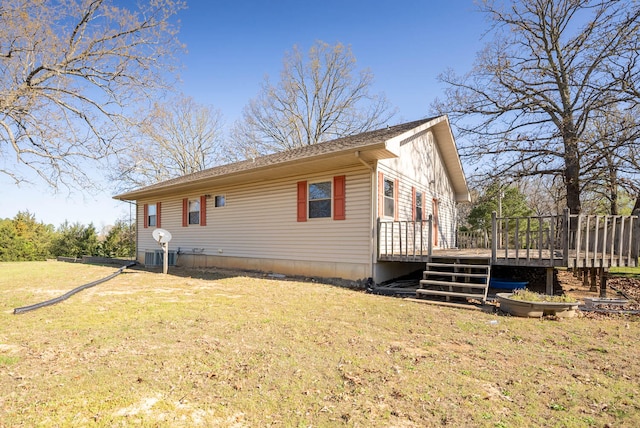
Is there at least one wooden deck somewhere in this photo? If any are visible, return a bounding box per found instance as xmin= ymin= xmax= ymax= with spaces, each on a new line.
xmin=378 ymin=210 xmax=640 ymax=269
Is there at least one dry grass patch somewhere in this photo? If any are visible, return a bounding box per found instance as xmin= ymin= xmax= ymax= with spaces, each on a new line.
xmin=1 ymin=261 xmax=639 ymax=427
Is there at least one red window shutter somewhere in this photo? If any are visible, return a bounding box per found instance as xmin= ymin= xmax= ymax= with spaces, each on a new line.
xmin=333 ymin=175 xmax=346 ymax=220
xmin=143 ymin=204 xmax=149 ymax=229
xmin=200 ymin=195 xmax=207 ymax=226
xmin=182 ymin=198 xmax=188 ymax=227
xmin=411 ymin=187 xmax=416 ymax=221
xmin=377 ymin=172 xmax=384 ymax=219
xmin=156 ymin=202 xmax=162 ymax=228
xmin=297 ymin=181 xmax=307 ymax=222
xmin=394 ymin=178 xmax=399 ymax=221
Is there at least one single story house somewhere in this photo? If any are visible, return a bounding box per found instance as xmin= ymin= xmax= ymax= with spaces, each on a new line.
xmin=113 ymin=115 xmax=470 ymax=284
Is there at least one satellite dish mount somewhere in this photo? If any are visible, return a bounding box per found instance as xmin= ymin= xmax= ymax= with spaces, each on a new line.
xmin=152 ymin=228 xmax=173 ymax=274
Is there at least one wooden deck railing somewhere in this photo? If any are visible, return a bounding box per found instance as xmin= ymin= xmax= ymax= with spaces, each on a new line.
xmin=457 ymin=230 xmax=489 ymax=249
xmin=491 ymin=210 xmax=639 ymax=267
xmin=569 ymin=213 xmax=640 ymax=268
xmin=377 ymin=216 xmax=433 ymax=261
xmin=378 ymin=210 xmax=640 ymax=268
xmin=491 ymin=211 xmax=566 ymax=266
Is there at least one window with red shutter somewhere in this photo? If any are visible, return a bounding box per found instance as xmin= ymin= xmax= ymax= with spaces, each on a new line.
xmin=382 ymin=176 xmax=396 ymax=219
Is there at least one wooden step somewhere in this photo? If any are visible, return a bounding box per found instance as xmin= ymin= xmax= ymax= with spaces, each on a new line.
xmin=419 ymin=257 xmax=491 ymax=304
xmin=416 ymin=289 xmax=485 ymax=299
xmin=423 ymin=271 xmax=489 ymax=279
xmin=426 ymin=262 xmax=490 ymax=270
xmin=420 ymin=279 xmax=487 ymax=288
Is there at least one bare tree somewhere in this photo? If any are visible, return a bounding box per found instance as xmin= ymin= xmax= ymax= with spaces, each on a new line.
xmin=520 ymin=175 xmax=566 ymax=216
xmin=0 ymin=0 xmax=184 ymax=189
xmin=433 ymin=0 xmax=640 ymax=215
xmin=581 ymin=107 xmax=640 ymax=214
xmin=226 ymin=41 xmax=395 ymax=159
xmin=113 ymin=94 xmax=224 ymax=190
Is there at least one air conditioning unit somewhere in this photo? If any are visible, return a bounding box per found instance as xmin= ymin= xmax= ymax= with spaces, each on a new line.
xmin=144 ymin=250 xmax=176 ymax=267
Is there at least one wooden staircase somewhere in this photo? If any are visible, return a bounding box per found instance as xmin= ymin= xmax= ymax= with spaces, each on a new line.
xmin=416 ymin=257 xmax=491 ymax=305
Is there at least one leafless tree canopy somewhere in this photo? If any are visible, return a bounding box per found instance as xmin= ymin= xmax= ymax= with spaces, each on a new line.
xmin=113 ymin=95 xmax=224 ymax=191
xmin=226 ymin=41 xmax=395 ymax=160
xmin=0 ymin=0 xmax=184 ymax=190
xmin=433 ymin=0 xmax=640 ymax=214
xmin=580 ymin=108 xmax=640 ymax=214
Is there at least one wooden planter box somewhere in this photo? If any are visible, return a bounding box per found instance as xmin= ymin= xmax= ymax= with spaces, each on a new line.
xmin=497 ymin=293 xmax=579 ymax=318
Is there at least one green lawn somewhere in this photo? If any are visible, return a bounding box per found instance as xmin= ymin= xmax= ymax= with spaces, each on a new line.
xmin=610 ymin=264 xmax=640 ymax=276
xmin=1 ymin=261 xmax=639 ymax=427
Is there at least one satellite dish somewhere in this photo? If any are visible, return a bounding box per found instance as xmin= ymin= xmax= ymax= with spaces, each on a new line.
xmin=152 ymin=228 xmax=172 ymax=244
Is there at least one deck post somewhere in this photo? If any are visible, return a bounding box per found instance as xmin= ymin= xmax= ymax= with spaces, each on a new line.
xmin=562 ymin=208 xmax=570 ymax=266
xmin=585 ymin=216 xmax=590 ymax=267
xmin=546 ymin=267 xmax=554 ymax=295
xmin=377 ymin=218 xmax=381 ymax=259
xmin=427 ymin=214 xmax=433 ymax=257
xmin=626 ymin=216 xmax=634 ymax=266
xmin=599 ymin=267 xmax=608 ymax=298
xmin=391 ymin=221 xmax=395 ymax=258
xmin=590 ymin=268 xmax=597 ymax=292
xmin=591 ymin=216 xmax=600 ymax=267
xmin=609 ymin=216 xmax=615 ymax=266
xmin=575 ymin=214 xmax=582 ymax=269
xmin=491 ymin=211 xmax=497 ymax=263
xmin=618 ymin=216 xmax=625 ymax=267
xmin=419 ymin=219 xmax=423 ymax=258
xmin=602 ymin=216 xmax=609 ymax=268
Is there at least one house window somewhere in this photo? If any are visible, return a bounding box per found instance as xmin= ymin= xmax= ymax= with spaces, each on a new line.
xmin=182 ymin=196 xmax=206 ymax=227
xmin=215 ymin=195 xmax=226 ymax=207
xmin=148 ymin=204 xmax=157 ymax=227
xmin=308 ymin=181 xmax=332 ymax=218
xmin=415 ymin=191 xmax=423 ymax=221
xmin=383 ymin=178 xmax=395 ymax=218
xmin=189 ymin=200 xmax=200 ymax=225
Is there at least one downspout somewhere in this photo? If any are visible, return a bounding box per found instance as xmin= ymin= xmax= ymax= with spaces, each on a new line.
xmin=355 ymin=151 xmax=376 ymax=283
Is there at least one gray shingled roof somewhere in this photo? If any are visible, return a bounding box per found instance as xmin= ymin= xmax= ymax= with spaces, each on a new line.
xmin=114 ymin=118 xmax=435 ymax=200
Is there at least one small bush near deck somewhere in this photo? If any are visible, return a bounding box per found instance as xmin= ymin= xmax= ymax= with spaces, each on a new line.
xmin=510 ymin=288 xmax=577 ymax=303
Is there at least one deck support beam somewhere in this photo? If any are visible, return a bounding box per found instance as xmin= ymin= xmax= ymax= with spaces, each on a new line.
xmin=546 ymin=267 xmax=554 ymax=295
xmin=590 ymin=268 xmax=597 ymax=292
xmin=599 ymin=268 xmax=608 ymax=298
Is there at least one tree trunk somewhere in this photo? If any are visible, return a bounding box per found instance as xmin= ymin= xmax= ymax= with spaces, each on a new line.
xmin=563 ymin=135 xmax=582 ymax=214
xmin=633 ymin=196 xmax=640 ymax=216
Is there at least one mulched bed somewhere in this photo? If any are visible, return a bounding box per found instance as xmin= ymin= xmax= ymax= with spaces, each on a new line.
xmin=558 ymin=270 xmax=640 ymax=318
xmin=608 ymin=276 xmax=640 ymax=303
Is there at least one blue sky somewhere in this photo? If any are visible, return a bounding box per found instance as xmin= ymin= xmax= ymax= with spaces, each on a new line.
xmin=0 ymin=0 xmax=486 ymax=228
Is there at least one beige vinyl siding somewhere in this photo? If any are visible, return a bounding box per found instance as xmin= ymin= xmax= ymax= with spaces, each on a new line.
xmin=378 ymin=130 xmax=458 ymax=248
xmin=137 ymin=166 xmax=372 ymax=265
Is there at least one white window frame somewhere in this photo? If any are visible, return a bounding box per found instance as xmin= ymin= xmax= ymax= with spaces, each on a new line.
xmin=383 ymin=178 xmax=395 ymax=218
xmin=416 ymin=191 xmax=423 ymax=221
xmin=214 ymin=195 xmax=226 ymax=208
xmin=308 ymin=180 xmax=332 ymax=219
xmin=188 ymin=199 xmax=200 ymax=225
xmin=148 ymin=204 xmax=157 ymax=227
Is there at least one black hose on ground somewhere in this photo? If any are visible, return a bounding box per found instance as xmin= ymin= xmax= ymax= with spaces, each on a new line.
xmin=13 ymin=262 xmax=137 ymax=315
